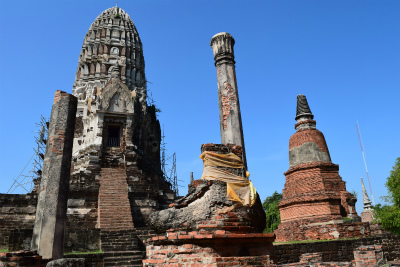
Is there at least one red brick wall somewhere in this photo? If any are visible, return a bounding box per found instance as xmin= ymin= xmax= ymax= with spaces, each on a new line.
xmin=280 ymin=202 xmax=341 ymax=222
xmin=353 ymin=245 xmax=384 ymax=266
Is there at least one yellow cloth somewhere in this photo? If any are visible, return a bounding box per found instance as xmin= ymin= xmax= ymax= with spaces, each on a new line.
xmin=200 ymin=151 xmax=257 ymax=207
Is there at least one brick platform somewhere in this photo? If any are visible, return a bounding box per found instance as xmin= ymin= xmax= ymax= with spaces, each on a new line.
xmin=144 ymin=143 xmax=274 ymax=266
xmin=143 ymin=231 xmax=276 ymax=266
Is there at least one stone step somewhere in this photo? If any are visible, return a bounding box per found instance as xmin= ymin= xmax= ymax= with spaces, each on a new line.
xmin=102 ymin=242 xmax=138 ymax=246
xmin=99 ymin=167 xmax=135 ymax=230
xmin=102 ymin=246 xmax=139 ymax=252
xmin=101 ymin=239 xmax=137 ymax=242
xmin=101 ymin=231 xmax=137 ymax=234
xmin=103 ymin=251 xmax=143 ymax=257
xmin=104 ymin=263 xmax=142 ymax=267
xmin=104 ymin=256 xmax=143 ymax=262
xmin=104 ymin=262 xmax=142 ymax=267
xmin=101 ymin=237 xmax=138 ymax=240
xmin=101 ymin=233 xmax=138 ymax=237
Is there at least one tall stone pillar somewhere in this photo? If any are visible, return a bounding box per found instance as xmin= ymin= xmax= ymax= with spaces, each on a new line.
xmin=210 ymin=32 xmax=247 ymax=169
xmin=31 ymin=90 xmax=77 ymax=259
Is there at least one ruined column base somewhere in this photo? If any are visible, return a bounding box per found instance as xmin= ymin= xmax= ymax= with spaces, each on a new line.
xmin=143 ymin=230 xmax=276 ymax=266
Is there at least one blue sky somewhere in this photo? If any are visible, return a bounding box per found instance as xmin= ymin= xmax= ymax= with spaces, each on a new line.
xmin=0 ymin=0 xmax=399 ymax=215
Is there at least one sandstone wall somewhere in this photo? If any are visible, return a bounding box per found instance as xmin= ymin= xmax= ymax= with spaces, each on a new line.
xmin=0 ymin=194 xmax=37 ymax=250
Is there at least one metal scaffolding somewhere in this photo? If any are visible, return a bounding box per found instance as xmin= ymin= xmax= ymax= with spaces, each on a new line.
xmin=160 ymin=126 xmax=180 ymax=196
xmin=7 ymin=116 xmax=49 ymax=194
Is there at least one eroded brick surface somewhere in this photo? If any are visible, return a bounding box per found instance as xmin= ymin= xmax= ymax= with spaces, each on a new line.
xmin=276 ymin=95 xmax=364 ymax=242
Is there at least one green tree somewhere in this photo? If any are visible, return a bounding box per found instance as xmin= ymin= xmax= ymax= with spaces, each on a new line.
xmin=262 ymin=191 xmax=283 ymax=233
xmin=373 ymin=157 xmax=400 ymax=235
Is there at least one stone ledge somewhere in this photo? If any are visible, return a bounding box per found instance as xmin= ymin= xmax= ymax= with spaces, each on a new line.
xmin=284 ymin=161 xmax=338 ymax=176
xmin=145 ymin=231 xmax=275 ymax=245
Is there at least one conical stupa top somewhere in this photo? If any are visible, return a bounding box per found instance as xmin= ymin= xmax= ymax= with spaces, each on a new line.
xmin=295 ymin=94 xmax=314 ymax=121
xmin=72 ymin=6 xmax=147 ymax=102
xmin=361 ymin=177 xmax=373 ymax=210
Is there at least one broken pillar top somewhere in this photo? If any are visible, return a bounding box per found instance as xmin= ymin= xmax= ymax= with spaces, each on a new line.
xmin=210 ymin=32 xmax=235 ymax=66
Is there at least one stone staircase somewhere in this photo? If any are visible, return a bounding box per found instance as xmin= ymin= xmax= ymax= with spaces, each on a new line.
xmin=101 ymin=230 xmax=145 ymax=267
xmin=99 ymin=168 xmax=145 ymax=266
xmin=98 ymin=168 xmax=134 ymax=230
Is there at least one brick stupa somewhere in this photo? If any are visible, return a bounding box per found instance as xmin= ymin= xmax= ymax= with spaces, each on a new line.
xmin=275 ymin=94 xmax=370 ymax=242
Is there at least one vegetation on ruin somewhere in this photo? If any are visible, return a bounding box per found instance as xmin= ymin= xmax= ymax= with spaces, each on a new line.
xmin=373 ymin=157 xmax=400 ymax=235
xmin=64 ymin=249 xmax=103 ymax=255
xmin=343 ymin=217 xmax=355 ymax=223
xmin=147 ymin=104 xmax=162 ymax=118
xmin=262 ymin=191 xmax=283 ymax=233
xmin=350 ymin=190 xmax=358 ymax=199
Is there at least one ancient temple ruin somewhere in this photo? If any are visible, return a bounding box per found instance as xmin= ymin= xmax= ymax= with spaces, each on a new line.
xmin=275 ymin=95 xmax=371 ymax=242
xmin=2 ymin=5 xmax=400 ymax=267
xmin=0 ymin=6 xmax=175 ymax=255
xmin=69 ymin=6 xmax=175 ymax=232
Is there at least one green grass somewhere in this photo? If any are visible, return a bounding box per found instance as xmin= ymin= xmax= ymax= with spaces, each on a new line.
xmin=0 ymin=249 xmax=8 ymax=253
xmin=274 ymin=237 xmax=360 ymax=245
xmin=64 ymin=249 xmax=102 ymax=255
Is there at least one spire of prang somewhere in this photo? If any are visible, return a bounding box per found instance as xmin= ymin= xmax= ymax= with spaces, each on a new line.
xmin=295 ymin=94 xmax=314 ymax=121
xmin=361 ymin=177 xmax=373 ymax=210
xmin=294 ymin=94 xmax=316 ymax=131
xmin=289 ymin=94 xmax=331 ymax=167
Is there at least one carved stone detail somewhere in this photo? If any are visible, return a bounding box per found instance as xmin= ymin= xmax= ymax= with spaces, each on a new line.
xmin=100 ymin=78 xmax=134 ymax=113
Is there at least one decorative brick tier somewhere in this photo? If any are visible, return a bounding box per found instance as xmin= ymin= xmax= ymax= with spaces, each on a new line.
xmin=279 ymin=161 xmax=358 ymax=222
xmin=0 ymin=250 xmax=50 ymax=267
xmin=276 ymin=161 xmax=368 ymax=242
xmin=98 ymin=168 xmax=134 ymax=230
xmin=277 ymin=95 xmax=365 ymax=242
xmin=143 ymin=230 xmax=276 ymax=266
